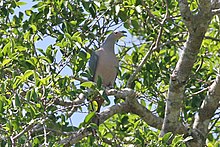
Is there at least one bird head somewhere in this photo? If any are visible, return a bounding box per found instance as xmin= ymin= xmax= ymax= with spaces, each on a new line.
xmin=112 ymin=31 xmax=127 ymax=40
xmin=101 ymin=31 xmax=126 ymax=51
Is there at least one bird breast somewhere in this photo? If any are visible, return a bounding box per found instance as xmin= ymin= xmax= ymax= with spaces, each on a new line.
xmin=94 ymin=49 xmax=119 ymax=86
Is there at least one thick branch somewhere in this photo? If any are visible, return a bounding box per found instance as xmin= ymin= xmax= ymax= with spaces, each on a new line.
xmin=199 ymin=1 xmax=212 ymax=13
xmin=190 ymin=74 xmax=220 ymax=145
xmin=59 ymin=88 xmax=187 ymax=145
xmin=161 ymin=1 xmax=213 ymax=137
xmin=178 ymin=0 xmax=193 ymax=29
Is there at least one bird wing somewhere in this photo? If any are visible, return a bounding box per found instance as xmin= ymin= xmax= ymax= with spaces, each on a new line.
xmin=88 ymin=51 xmax=99 ymax=81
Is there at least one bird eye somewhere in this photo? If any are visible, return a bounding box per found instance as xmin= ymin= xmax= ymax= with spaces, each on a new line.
xmin=115 ymin=32 xmax=118 ymax=34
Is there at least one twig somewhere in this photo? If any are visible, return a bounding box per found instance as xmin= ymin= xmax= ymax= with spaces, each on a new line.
xmin=208 ymin=114 xmax=220 ymax=132
xmin=126 ymin=43 xmax=155 ymax=88
xmin=126 ymin=2 xmax=169 ymax=88
xmin=188 ymin=87 xmax=209 ymax=97
xmin=212 ymin=8 xmax=220 ymax=15
xmin=70 ymin=76 xmax=89 ymax=83
xmin=205 ymin=36 xmax=220 ymax=42
xmin=12 ymin=118 xmax=44 ymax=140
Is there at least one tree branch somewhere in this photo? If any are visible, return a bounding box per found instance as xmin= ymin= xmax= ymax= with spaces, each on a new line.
xmin=178 ymin=0 xmax=193 ymax=30
xmin=58 ymin=88 xmax=188 ymax=145
xmin=211 ymin=0 xmax=220 ymax=10
xmin=161 ymin=0 xmax=213 ymax=137
xmin=191 ymin=73 xmax=220 ymax=144
xmin=126 ymin=3 xmax=169 ymax=88
xmin=126 ymin=43 xmax=155 ymax=88
xmin=211 ymin=8 xmax=220 ymax=15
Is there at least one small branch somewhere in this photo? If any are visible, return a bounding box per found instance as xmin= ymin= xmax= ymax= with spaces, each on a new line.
xmin=188 ymin=73 xmax=220 ymax=146
xmin=188 ymin=87 xmax=209 ymax=97
xmin=58 ymin=128 xmax=90 ymax=145
xmin=125 ymin=40 xmax=154 ymax=88
xmin=126 ymin=3 xmax=169 ymax=88
xmin=212 ymin=8 xmax=220 ymax=15
xmin=159 ymin=40 xmax=186 ymax=48
xmin=205 ymin=36 xmax=220 ymax=42
xmin=141 ymin=1 xmax=161 ymax=24
xmin=70 ymin=76 xmax=89 ymax=83
xmin=12 ymin=118 xmax=46 ymax=140
xmin=54 ymin=93 xmax=85 ymax=107
xmin=211 ymin=0 xmax=220 ymax=10
xmin=208 ymin=114 xmax=220 ymax=132
xmin=43 ymin=124 xmax=47 ymax=146
xmin=193 ymin=73 xmax=220 ymax=134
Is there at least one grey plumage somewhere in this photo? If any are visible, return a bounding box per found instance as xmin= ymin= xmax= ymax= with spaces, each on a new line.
xmin=89 ymin=31 xmax=126 ymax=87
xmin=88 ymin=31 xmax=126 ymax=115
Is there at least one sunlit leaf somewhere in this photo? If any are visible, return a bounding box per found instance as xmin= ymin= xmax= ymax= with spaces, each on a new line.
xmin=22 ymin=70 xmax=34 ymax=81
xmin=2 ymin=59 xmax=12 ymax=67
xmin=81 ymin=81 xmax=95 ymax=88
xmin=84 ymin=112 xmax=95 ymax=124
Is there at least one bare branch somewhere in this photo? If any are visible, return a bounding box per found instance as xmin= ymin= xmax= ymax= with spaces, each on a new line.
xmin=126 ymin=43 xmax=155 ymax=88
xmin=193 ymin=73 xmax=220 ymax=135
xmin=58 ymin=128 xmax=90 ymax=145
xmin=161 ymin=0 xmax=213 ymax=137
xmin=70 ymin=76 xmax=89 ymax=83
xmin=54 ymin=93 xmax=85 ymax=107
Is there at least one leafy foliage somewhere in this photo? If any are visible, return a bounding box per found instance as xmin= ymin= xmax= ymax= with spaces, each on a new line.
xmin=0 ymin=0 xmax=219 ymax=146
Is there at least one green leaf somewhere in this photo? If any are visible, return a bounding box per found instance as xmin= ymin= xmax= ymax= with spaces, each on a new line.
xmin=91 ymin=100 xmax=98 ymax=111
xmin=15 ymin=94 xmax=21 ymax=107
xmin=140 ymin=99 xmax=146 ymax=107
xmin=118 ymin=10 xmax=127 ymax=22
xmin=30 ymin=89 xmax=38 ymax=102
xmin=148 ymin=102 xmax=153 ymax=110
xmin=13 ymin=76 xmax=22 ymax=89
xmin=16 ymin=1 xmax=27 ymax=6
xmin=22 ymin=70 xmax=34 ymax=81
xmin=96 ymin=76 xmax=102 ymax=89
xmin=131 ymin=19 xmax=139 ymax=29
xmin=29 ymin=24 xmax=37 ymax=32
xmin=84 ymin=112 xmax=95 ymax=124
xmin=65 ymin=33 xmax=72 ymax=41
xmin=25 ymin=90 xmax=31 ymax=101
xmin=81 ymin=81 xmax=95 ymax=88
xmin=3 ymin=42 xmax=11 ymax=55
xmin=89 ymin=3 xmax=96 ymax=18
xmin=0 ymin=96 xmax=4 ymax=113
xmin=162 ymin=132 xmax=173 ymax=143
xmin=101 ymin=91 xmax=110 ymax=106
xmin=72 ymin=32 xmax=82 ymax=43
xmin=2 ymin=59 xmax=12 ymax=67
xmin=25 ymin=10 xmax=32 ymax=16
